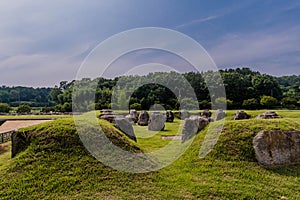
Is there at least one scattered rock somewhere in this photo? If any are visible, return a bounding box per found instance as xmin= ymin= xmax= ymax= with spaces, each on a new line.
xmin=201 ymin=109 xmax=212 ymax=118
xmin=215 ymin=109 xmax=226 ymax=121
xmin=138 ymin=110 xmax=149 ymax=126
xmin=178 ymin=110 xmax=190 ymax=120
xmin=129 ymin=109 xmax=139 ymax=123
xmin=234 ymin=110 xmax=250 ymax=120
xmin=190 ymin=116 xmax=209 ymax=131
xmin=256 ymin=111 xmax=282 ymax=119
xmin=100 ymin=109 xmax=114 ymax=116
xmin=181 ymin=118 xmax=198 ymax=143
xmin=148 ymin=112 xmax=166 ymax=131
xmin=114 ymin=118 xmax=136 ymax=142
xmin=165 ymin=110 xmax=174 ymax=122
xmin=253 ymin=130 xmax=300 ymax=166
xmin=100 ymin=114 xmax=124 ymax=123
xmin=182 ymin=116 xmax=209 ymax=143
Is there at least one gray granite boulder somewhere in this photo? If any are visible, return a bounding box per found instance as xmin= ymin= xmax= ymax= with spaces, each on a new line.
xmin=256 ymin=111 xmax=281 ymax=119
xmin=190 ymin=116 xmax=209 ymax=131
xmin=138 ymin=110 xmax=149 ymax=126
xmin=253 ymin=130 xmax=300 ymax=166
xmin=129 ymin=109 xmax=139 ymax=123
xmin=215 ymin=109 xmax=226 ymax=121
xmin=201 ymin=109 xmax=212 ymax=118
xmin=165 ymin=110 xmax=174 ymax=122
xmin=148 ymin=112 xmax=166 ymax=131
xmin=182 ymin=116 xmax=209 ymax=143
xmin=178 ymin=110 xmax=190 ymax=120
xmin=115 ymin=118 xmax=136 ymax=142
xmin=181 ymin=118 xmax=199 ymax=143
xmin=234 ymin=110 xmax=250 ymax=120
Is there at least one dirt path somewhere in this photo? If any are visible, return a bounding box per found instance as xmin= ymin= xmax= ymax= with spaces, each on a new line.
xmin=0 ymin=120 xmax=52 ymax=134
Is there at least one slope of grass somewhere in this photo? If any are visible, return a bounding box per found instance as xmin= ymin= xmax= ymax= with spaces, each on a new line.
xmin=0 ymin=111 xmax=299 ymax=199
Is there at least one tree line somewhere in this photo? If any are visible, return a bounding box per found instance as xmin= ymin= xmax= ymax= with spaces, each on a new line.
xmin=1 ymin=68 xmax=300 ymax=113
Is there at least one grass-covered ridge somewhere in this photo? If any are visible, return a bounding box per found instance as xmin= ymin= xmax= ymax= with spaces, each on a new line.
xmin=0 ymin=111 xmax=299 ymax=199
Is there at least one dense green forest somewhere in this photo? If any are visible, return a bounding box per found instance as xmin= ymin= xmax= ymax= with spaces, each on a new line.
xmin=1 ymin=68 xmax=300 ymax=113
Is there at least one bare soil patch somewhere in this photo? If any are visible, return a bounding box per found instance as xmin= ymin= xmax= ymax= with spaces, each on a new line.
xmin=161 ymin=135 xmax=181 ymax=140
xmin=0 ymin=120 xmax=52 ymax=134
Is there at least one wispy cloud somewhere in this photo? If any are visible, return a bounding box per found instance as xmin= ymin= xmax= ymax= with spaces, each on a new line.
xmin=209 ymin=26 xmax=300 ymax=75
xmin=176 ymin=15 xmax=222 ymax=29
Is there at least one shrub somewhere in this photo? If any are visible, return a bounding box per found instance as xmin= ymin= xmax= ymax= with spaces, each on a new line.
xmin=130 ymin=103 xmax=142 ymax=110
xmin=260 ymin=96 xmax=278 ymax=109
xmin=214 ymin=97 xmax=231 ymax=109
xmin=281 ymin=97 xmax=297 ymax=109
xmin=199 ymin=100 xmax=211 ymax=109
xmin=242 ymin=98 xmax=259 ymax=110
xmin=16 ymin=104 xmax=31 ymax=114
xmin=0 ymin=103 xmax=11 ymax=113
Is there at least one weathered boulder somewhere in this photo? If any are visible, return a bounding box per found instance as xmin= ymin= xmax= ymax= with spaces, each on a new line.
xmin=253 ymin=130 xmax=300 ymax=166
xmin=129 ymin=109 xmax=139 ymax=123
xmin=256 ymin=111 xmax=281 ymax=119
xmin=100 ymin=109 xmax=114 ymax=117
xmin=201 ymin=109 xmax=212 ymax=118
xmin=197 ymin=116 xmax=209 ymax=130
xmin=234 ymin=110 xmax=250 ymax=120
xmin=99 ymin=109 xmax=117 ymax=123
xmin=148 ymin=112 xmax=166 ymax=131
xmin=100 ymin=114 xmax=124 ymax=123
xmin=138 ymin=110 xmax=149 ymax=126
xmin=114 ymin=118 xmax=136 ymax=142
xmin=215 ymin=109 xmax=226 ymax=121
xmin=181 ymin=118 xmax=198 ymax=143
xmin=178 ymin=110 xmax=190 ymax=120
xmin=125 ymin=114 xmax=134 ymax=124
xmin=165 ymin=110 xmax=174 ymax=122
xmin=182 ymin=116 xmax=209 ymax=143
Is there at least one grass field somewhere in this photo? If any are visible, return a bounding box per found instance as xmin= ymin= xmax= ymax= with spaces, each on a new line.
xmin=0 ymin=110 xmax=299 ymax=199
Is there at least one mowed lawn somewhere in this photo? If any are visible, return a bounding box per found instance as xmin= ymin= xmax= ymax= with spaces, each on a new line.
xmin=0 ymin=110 xmax=299 ymax=199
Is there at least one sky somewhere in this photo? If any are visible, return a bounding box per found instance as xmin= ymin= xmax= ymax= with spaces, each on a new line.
xmin=0 ymin=0 xmax=300 ymax=87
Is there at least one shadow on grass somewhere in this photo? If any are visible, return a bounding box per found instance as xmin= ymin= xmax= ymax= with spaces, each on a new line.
xmin=266 ymin=165 xmax=300 ymax=177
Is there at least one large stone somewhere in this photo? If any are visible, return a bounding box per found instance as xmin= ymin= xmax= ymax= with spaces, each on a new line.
xmin=100 ymin=109 xmax=114 ymax=117
xmin=253 ymin=130 xmax=300 ymax=166
xmin=129 ymin=109 xmax=139 ymax=123
xmin=256 ymin=111 xmax=281 ymax=119
xmin=100 ymin=114 xmax=123 ymax=123
xmin=138 ymin=110 xmax=149 ymax=126
xmin=215 ymin=109 xmax=226 ymax=121
xmin=178 ymin=110 xmax=190 ymax=120
xmin=181 ymin=118 xmax=198 ymax=143
xmin=148 ymin=112 xmax=166 ymax=131
xmin=201 ymin=109 xmax=212 ymax=118
xmin=182 ymin=116 xmax=209 ymax=143
xmin=234 ymin=110 xmax=250 ymax=120
xmin=114 ymin=118 xmax=136 ymax=142
xmin=165 ymin=110 xmax=174 ymax=122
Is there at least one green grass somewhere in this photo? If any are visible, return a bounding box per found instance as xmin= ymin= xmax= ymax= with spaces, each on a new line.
xmin=0 ymin=111 xmax=299 ymax=199
xmin=0 ymin=142 xmax=11 ymax=169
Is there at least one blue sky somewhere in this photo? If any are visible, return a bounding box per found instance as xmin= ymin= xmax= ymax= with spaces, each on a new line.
xmin=0 ymin=0 xmax=300 ymax=86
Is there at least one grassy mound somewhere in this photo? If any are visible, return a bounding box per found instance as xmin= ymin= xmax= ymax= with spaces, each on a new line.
xmin=0 ymin=111 xmax=299 ymax=199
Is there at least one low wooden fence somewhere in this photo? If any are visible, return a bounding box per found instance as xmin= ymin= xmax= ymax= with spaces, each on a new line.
xmin=0 ymin=130 xmax=15 ymax=144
